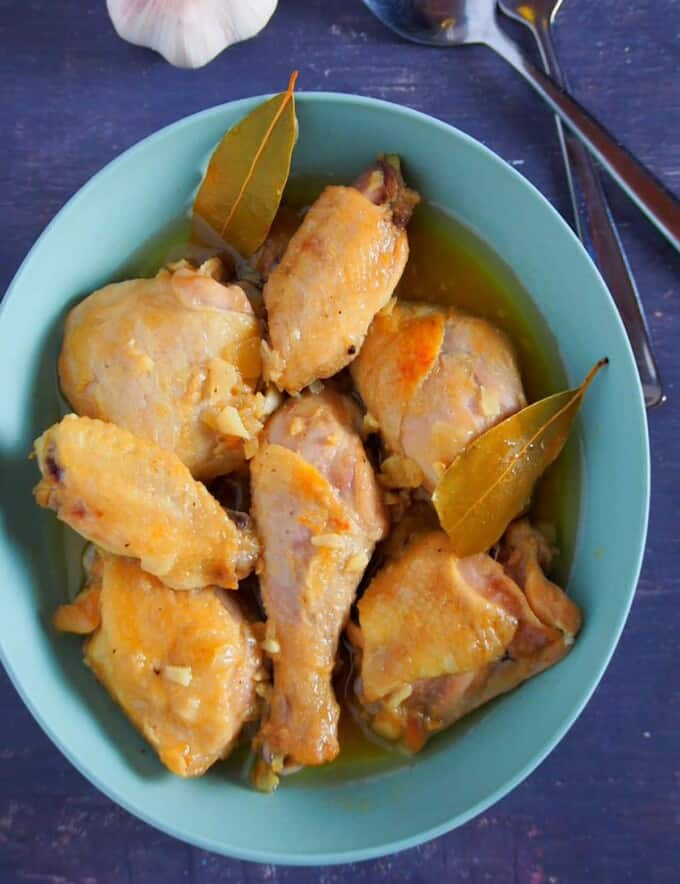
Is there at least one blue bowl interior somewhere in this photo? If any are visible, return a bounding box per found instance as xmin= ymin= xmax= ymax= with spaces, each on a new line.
xmin=0 ymin=94 xmax=649 ymax=864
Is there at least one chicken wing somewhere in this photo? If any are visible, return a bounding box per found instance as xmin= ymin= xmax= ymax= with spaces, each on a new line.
xmin=262 ymin=157 xmax=419 ymax=393
xmin=34 ymin=415 xmax=258 ymax=590
xmin=55 ymin=554 xmax=263 ymax=777
xmin=350 ymin=521 xmax=580 ymax=751
xmin=250 ymin=390 xmax=387 ymax=781
xmin=352 ymin=301 xmax=526 ymax=491
xmin=59 ymin=260 xmax=263 ymax=480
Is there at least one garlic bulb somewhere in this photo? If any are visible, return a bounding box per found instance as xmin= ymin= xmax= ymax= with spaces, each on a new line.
xmin=107 ymin=0 xmax=278 ymax=69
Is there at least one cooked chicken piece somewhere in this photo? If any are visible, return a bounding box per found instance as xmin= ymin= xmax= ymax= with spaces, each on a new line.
xmin=350 ymin=522 xmax=580 ymax=751
xmin=58 ymin=260 xmax=263 ymax=480
xmin=355 ymin=532 xmax=518 ymax=703
xmin=250 ymin=390 xmax=387 ymax=780
xmin=262 ymin=157 xmax=419 ymax=394
xmin=55 ymin=554 xmax=263 ymax=777
xmin=352 ymin=301 xmax=526 ymax=491
xmin=34 ymin=415 xmax=258 ymax=590
xmin=498 ymin=519 xmax=582 ymax=638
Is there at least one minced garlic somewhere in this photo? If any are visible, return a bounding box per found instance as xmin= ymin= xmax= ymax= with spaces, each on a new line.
xmin=362 ymin=412 xmax=380 ymax=434
xmin=214 ymin=405 xmax=250 ymax=439
xmin=261 ymin=340 xmax=283 ymax=384
xmin=378 ymin=454 xmax=423 ymax=489
xmin=384 ymin=683 xmax=413 ymax=710
xmin=163 ymin=665 xmax=193 ymax=686
xmin=261 ymin=386 xmax=283 ymax=416
xmin=344 ymin=552 xmax=369 ymax=574
xmin=480 ymin=386 xmax=500 ymax=418
xmin=198 ymin=256 xmax=224 ymax=280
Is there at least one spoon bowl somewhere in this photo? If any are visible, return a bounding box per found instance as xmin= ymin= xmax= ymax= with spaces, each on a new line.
xmin=500 ymin=0 xmax=565 ymax=26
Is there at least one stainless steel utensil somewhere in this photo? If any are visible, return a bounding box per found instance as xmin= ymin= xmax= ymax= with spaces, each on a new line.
xmin=497 ymin=0 xmax=663 ymax=407
xmin=361 ymin=0 xmax=680 ymax=252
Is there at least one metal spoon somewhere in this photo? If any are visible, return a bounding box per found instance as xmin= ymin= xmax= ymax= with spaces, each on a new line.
xmin=361 ymin=0 xmax=680 ymax=251
xmin=497 ymin=0 xmax=663 ymax=407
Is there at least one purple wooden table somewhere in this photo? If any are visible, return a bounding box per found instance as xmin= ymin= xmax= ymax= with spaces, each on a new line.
xmin=1 ymin=1 xmax=679 ymax=880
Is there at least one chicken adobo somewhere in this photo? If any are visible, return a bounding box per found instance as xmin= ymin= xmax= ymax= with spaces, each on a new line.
xmin=32 ymin=91 xmax=594 ymax=790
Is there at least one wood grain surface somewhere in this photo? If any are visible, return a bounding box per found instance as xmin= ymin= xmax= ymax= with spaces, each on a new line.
xmin=1 ymin=0 xmax=679 ymax=881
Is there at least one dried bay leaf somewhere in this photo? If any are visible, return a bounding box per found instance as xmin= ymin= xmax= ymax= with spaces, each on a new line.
xmin=433 ymin=359 xmax=608 ymax=557
xmin=192 ymin=71 xmax=298 ymax=257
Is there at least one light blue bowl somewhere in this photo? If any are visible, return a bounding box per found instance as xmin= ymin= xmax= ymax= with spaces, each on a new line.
xmin=0 ymin=94 xmax=649 ymax=865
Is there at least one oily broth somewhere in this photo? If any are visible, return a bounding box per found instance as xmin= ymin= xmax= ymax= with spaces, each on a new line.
xmin=118 ymin=179 xmax=580 ymax=773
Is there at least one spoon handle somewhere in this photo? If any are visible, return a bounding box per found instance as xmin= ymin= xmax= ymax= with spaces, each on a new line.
xmin=530 ymin=18 xmax=663 ymax=408
xmin=486 ymin=25 xmax=680 ymax=252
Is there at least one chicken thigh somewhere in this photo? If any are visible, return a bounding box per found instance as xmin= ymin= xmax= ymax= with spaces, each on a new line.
xmin=55 ymin=553 xmax=263 ymax=776
xmin=350 ymin=520 xmax=580 ymax=751
xmin=262 ymin=157 xmax=419 ymax=393
xmin=59 ymin=260 xmax=263 ymax=480
xmin=34 ymin=415 xmax=258 ymax=590
xmin=352 ymin=301 xmax=526 ymax=491
xmin=250 ymin=390 xmax=387 ymax=783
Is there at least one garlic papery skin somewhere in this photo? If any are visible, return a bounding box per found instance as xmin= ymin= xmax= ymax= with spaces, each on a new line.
xmin=107 ymin=0 xmax=278 ymax=69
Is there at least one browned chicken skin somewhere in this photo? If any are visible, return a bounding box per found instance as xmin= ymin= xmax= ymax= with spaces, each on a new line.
xmin=250 ymin=390 xmax=387 ymax=782
xmin=55 ymin=554 xmax=263 ymax=777
xmin=262 ymin=158 xmax=419 ymax=394
xmin=352 ymin=301 xmax=526 ymax=491
xmin=350 ymin=520 xmax=580 ymax=751
xmin=34 ymin=415 xmax=258 ymax=590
